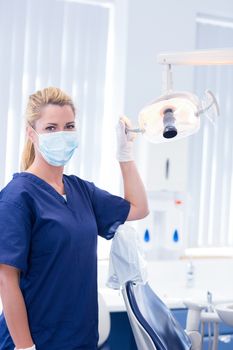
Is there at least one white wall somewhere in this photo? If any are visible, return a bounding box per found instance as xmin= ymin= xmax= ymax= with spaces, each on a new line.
xmin=123 ymin=0 xmax=233 ymax=192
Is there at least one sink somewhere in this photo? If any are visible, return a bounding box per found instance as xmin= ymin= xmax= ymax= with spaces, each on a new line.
xmin=215 ymin=303 xmax=233 ymax=327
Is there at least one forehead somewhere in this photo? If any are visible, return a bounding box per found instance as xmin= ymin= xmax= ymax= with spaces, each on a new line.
xmin=39 ymin=104 xmax=75 ymax=123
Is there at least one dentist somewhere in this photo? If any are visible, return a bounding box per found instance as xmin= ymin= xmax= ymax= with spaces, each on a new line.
xmin=0 ymin=87 xmax=149 ymax=350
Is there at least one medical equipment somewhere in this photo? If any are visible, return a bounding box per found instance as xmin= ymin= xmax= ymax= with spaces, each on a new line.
xmin=116 ymin=116 xmax=135 ymax=162
xmin=185 ymin=290 xmax=233 ymax=350
xmin=200 ymin=309 xmax=220 ymax=350
xmin=107 ymin=224 xmax=233 ymax=350
xmin=123 ymin=281 xmax=196 ymax=350
xmin=107 ymin=224 xmax=202 ymax=350
xmin=215 ymin=303 xmax=233 ymax=327
xmin=126 ymin=48 xmax=233 ymax=143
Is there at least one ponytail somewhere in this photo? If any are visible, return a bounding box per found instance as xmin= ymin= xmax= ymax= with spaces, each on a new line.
xmin=20 ymin=137 xmax=35 ymax=171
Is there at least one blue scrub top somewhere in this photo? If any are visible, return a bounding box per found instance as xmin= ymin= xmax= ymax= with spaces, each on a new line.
xmin=0 ymin=172 xmax=130 ymax=350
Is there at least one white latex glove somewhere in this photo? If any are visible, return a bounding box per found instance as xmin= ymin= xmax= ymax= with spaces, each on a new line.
xmin=14 ymin=345 xmax=36 ymax=350
xmin=116 ymin=116 xmax=136 ymax=162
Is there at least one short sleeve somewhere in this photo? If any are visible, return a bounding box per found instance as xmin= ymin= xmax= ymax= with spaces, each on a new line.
xmin=0 ymin=201 xmax=32 ymax=273
xmin=90 ymin=184 xmax=130 ymax=240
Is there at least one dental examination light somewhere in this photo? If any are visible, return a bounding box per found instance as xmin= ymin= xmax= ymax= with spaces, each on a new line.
xmin=127 ymin=48 xmax=233 ymax=143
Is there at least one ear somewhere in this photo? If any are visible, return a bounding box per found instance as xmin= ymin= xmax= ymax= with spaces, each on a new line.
xmin=27 ymin=125 xmax=37 ymax=144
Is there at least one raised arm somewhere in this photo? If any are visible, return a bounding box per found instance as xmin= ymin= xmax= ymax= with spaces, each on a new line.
xmin=116 ymin=116 xmax=149 ymax=221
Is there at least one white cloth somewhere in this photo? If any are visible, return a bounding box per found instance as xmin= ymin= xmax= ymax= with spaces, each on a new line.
xmin=115 ymin=116 xmax=136 ymax=162
xmin=14 ymin=345 xmax=36 ymax=350
xmin=107 ymin=224 xmax=148 ymax=289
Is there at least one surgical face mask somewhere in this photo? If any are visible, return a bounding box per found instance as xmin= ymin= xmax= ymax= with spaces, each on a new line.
xmin=32 ymin=129 xmax=79 ymax=166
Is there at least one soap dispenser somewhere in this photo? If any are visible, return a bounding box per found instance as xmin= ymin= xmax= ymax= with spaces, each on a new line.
xmin=186 ymin=260 xmax=195 ymax=288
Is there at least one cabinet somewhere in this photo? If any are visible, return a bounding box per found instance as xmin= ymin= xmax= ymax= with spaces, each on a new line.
xmin=108 ymin=312 xmax=136 ymax=350
xmin=203 ymin=336 xmax=233 ymax=349
xmin=108 ymin=309 xmax=233 ymax=350
xmin=145 ymin=139 xmax=188 ymax=192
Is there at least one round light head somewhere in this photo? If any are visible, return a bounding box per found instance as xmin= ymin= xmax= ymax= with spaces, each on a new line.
xmin=162 ymin=108 xmax=178 ymax=139
xmin=139 ymin=92 xmax=200 ymax=143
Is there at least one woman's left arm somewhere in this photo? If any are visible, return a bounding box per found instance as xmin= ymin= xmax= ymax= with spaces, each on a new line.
xmin=120 ymin=161 xmax=149 ymax=220
xmin=116 ymin=116 xmax=149 ymax=221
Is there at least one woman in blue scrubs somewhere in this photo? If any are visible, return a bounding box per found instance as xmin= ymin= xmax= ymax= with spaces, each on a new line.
xmin=0 ymin=87 xmax=149 ymax=350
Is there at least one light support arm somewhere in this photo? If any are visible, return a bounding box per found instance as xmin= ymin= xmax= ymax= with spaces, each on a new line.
xmin=157 ymin=48 xmax=233 ymax=66
xmin=162 ymin=64 xmax=173 ymax=94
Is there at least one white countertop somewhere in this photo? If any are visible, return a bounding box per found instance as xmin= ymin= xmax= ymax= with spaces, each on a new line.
xmin=98 ymin=258 xmax=233 ymax=312
xmin=99 ymin=286 xmax=233 ymax=312
xmin=1 ymin=259 xmax=233 ymax=314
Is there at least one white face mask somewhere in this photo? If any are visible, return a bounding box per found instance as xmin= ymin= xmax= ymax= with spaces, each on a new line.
xmin=32 ymin=129 xmax=79 ymax=166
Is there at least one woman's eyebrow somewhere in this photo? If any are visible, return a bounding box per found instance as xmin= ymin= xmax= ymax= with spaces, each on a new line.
xmin=46 ymin=121 xmax=75 ymax=126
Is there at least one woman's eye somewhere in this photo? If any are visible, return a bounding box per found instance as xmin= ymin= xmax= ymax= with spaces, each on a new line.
xmin=66 ymin=124 xmax=75 ymax=129
xmin=44 ymin=125 xmax=75 ymax=131
xmin=45 ymin=126 xmax=56 ymax=131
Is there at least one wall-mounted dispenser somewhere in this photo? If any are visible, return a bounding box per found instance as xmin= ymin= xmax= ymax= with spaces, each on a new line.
xmin=138 ymin=190 xmax=189 ymax=260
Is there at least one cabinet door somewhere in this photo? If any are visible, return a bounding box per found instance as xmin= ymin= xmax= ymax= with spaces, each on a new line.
xmin=203 ymin=334 xmax=233 ymax=349
xmin=146 ymin=140 xmax=188 ymax=192
xmin=108 ymin=312 xmax=137 ymax=350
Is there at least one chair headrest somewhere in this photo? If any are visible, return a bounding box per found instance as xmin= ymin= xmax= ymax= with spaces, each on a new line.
xmin=107 ymin=224 xmax=148 ymax=289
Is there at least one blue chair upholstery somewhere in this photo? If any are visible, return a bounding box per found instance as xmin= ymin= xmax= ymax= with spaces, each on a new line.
xmin=126 ymin=281 xmax=192 ymax=350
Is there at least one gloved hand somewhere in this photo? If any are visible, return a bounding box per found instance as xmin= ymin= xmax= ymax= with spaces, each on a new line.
xmin=116 ymin=116 xmax=136 ymax=162
xmin=14 ymin=345 xmax=36 ymax=350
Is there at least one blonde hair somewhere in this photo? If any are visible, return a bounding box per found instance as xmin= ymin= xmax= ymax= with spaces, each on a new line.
xmin=20 ymin=87 xmax=76 ymax=171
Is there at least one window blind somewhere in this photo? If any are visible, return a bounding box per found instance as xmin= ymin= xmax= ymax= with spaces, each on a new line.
xmin=188 ymin=14 xmax=233 ymax=248
xmin=0 ymin=0 xmax=112 ymax=189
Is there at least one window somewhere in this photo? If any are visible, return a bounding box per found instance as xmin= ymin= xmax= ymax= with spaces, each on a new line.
xmin=0 ymin=0 xmax=128 ymax=260
xmin=0 ymin=0 xmax=128 ymax=192
xmin=187 ymin=14 xmax=233 ymax=249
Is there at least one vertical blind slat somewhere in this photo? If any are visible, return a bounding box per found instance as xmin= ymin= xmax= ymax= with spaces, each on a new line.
xmin=188 ymin=15 xmax=233 ymax=248
xmin=0 ymin=0 xmax=112 ymax=193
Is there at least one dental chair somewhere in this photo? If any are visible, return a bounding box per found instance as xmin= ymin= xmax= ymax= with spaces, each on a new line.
xmin=107 ymin=224 xmax=202 ymax=350
xmin=122 ymin=281 xmax=201 ymax=350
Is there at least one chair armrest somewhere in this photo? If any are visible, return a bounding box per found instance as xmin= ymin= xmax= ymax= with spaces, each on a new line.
xmin=186 ymin=331 xmax=201 ymax=350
